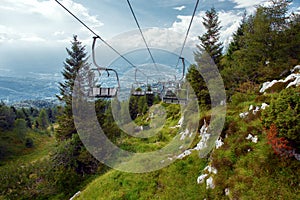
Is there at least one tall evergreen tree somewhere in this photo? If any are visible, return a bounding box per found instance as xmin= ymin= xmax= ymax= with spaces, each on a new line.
xmin=56 ymin=35 xmax=91 ymax=140
xmin=225 ymin=12 xmax=247 ymax=61
xmin=265 ymin=0 xmax=292 ymax=31
xmin=286 ymin=13 xmax=300 ymax=64
xmin=195 ymin=7 xmax=223 ymax=68
xmin=187 ymin=8 xmax=223 ymax=107
xmin=52 ymin=36 xmax=99 ymax=193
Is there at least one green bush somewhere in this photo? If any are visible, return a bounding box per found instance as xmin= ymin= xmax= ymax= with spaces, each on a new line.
xmin=262 ymin=87 xmax=300 ymax=152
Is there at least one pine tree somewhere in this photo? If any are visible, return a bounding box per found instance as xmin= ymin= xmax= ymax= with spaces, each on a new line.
xmin=225 ymin=12 xmax=247 ymax=61
xmin=239 ymin=0 xmax=293 ymax=82
xmin=221 ymin=0 xmax=295 ymax=89
xmin=195 ymin=7 xmax=223 ymax=68
xmin=186 ymin=64 xmax=211 ymax=107
xmin=52 ymin=36 xmax=100 ymax=192
xmin=56 ymin=35 xmax=91 ymax=140
xmin=287 ymin=13 xmax=300 ymax=64
xmin=265 ymin=0 xmax=292 ymax=31
xmin=38 ymin=109 xmax=49 ymax=130
xmin=0 ymin=103 xmax=16 ymax=131
xmin=188 ymin=8 xmax=223 ymax=107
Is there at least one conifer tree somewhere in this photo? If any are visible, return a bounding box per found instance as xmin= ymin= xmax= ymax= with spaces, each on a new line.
xmin=238 ymin=0 xmax=293 ymax=82
xmin=221 ymin=0 xmax=296 ymax=90
xmin=195 ymin=7 xmax=223 ymax=68
xmin=38 ymin=109 xmax=49 ymax=130
xmin=225 ymin=12 xmax=247 ymax=61
xmin=56 ymin=35 xmax=90 ymax=140
xmin=188 ymin=7 xmax=223 ymax=107
xmin=52 ymin=36 xmax=99 ymax=192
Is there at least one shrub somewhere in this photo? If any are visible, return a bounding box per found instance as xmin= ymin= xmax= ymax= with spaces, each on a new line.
xmin=267 ymin=124 xmax=294 ymax=158
xmin=262 ymin=87 xmax=300 ymax=153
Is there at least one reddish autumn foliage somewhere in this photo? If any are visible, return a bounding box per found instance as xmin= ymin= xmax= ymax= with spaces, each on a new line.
xmin=267 ymin=124 xmax=294 ymax=158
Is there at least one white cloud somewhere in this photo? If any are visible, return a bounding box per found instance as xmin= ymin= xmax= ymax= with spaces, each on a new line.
xmin=173 ymin=6 xmax=186 ymax=11
xmin=0 ymin=0 xmax=106 ymax=75
xmin=169 ymin=10 xmax=244 ymax=53
xmin=230 ymin=0 xmax=269 ymax=12
xmin=157 ymin=0 xmax=195 ymax=7
xmin=95 ymin=9 xmax=244 ymax=68
xmin=53 ymin=31 xmax=65 ymax=37
xmin=0 ymin=0 xmax=103 ymax=44
xmin=20 ymin=36 xmax=46 ymax=42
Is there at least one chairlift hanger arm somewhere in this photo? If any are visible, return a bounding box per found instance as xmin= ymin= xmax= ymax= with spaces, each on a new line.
xmin=91 ymin=37 xmax=120 ymax=89
xmin=90 ymin=67 xmax=121 ymax=90
xmin=106 ymin=68 xmax=121 ymax=89
xmin=178 ymin=57 xmax=186 ymax=82
xmin=92 ymin=36 xmax=106 ymax=71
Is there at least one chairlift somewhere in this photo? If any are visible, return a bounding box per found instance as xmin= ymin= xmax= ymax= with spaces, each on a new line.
xmin=89 ymin=36 xmax=120 ymax=99
xmin=131 ymin=69 xmax=146 ymax=96
xmin=88 ymin=68 xmax=119 ymax=98
xmin=145 ymin=84 xmax=154 ymax=95
xmin=162 ymin=57 xmax=188 ymax=104
xmin=132 ymin=86 xmax=146 ymax=96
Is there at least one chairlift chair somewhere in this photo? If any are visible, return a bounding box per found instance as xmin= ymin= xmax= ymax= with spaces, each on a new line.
xmin=145 ymin=90 xmax=154 ymax=95
xmin=131 ymin=69 xmax=146 ymax=96
xmin=131 ymin=85 xmax=146 ymax=96
xmin=145 ymin=84 xmax=154 ymax=95
xmin=89 ymin=36 xmax=120 ymax=99
xmin=162 ymin=57 xmax=188 ymax=105
xmin=89 ymin=83 xmax=118 ymax=98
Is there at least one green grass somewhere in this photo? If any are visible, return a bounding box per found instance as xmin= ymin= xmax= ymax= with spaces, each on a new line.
xmin=77 ymin=153 xmax=208 ymax=200
xmin=0 ymin=130 xmax=55 ymax=167
xmin=0 ymin=129 xmax=57 ymax=199
xmin=76 ymin=89 xmax=300 ymax=200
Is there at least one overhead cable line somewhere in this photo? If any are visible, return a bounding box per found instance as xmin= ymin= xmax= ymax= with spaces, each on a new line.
xmin=126 ymin=0 xmax=158 ymax=71
xmin=175 ymin=0 xmax=200 ymax=69
xmin=54 ymin=0 xmax=152 ymax=81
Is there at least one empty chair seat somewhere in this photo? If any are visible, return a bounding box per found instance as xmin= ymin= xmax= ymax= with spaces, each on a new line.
xmin=90 ymin=87 xmax=118 ymax=98
xmin=132 ymin=90 xmax=145 ymax=96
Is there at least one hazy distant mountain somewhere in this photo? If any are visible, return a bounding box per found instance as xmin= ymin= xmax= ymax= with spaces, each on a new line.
xmin=0 ymin=75 xmax=60 ymax=104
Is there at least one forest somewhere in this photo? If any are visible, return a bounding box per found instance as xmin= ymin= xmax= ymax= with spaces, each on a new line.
xmin=0 ymin=0 xmax=299 ymax=199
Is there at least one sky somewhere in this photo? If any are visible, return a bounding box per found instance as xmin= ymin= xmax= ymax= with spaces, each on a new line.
xmin=0 ymin=0 xmax=299 ymax=77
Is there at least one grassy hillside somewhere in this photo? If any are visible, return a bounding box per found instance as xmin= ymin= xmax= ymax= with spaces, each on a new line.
xmin=77 ymin=152 xmax=208 ymax=200
xmin=0 ymin=129 xmax=55 ymax=166
xmin=74 ymin=87 xmax=300 ymax=200
xmin=0 ymin=129 xmax=57 ymax=199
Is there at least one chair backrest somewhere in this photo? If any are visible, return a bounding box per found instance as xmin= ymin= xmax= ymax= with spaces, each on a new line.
xmin=92 ymin=87 xmax=101 ymax=96
xmin=90 ymin=87 xmax=118 ymax=98
xmin=146 ymin=91 xmax=153 ymax=95
xmin=133 ymin=90 xmax=145 ymax=96
xmin=109 ymin=88 xmax=117 ymax=96
xmin=100 ymin=88 xmax=109 ymax=96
